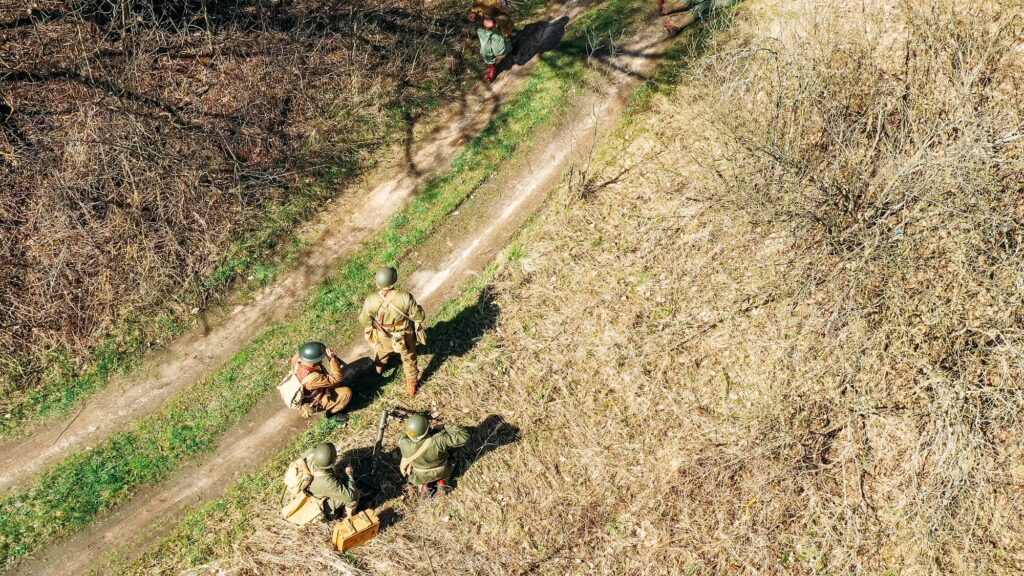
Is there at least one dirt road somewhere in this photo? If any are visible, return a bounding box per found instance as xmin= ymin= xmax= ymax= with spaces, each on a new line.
xmin=0 ymin=12 xmax=570 ymax=494
xmin=11 ymin=8 xmax=675 ymax=576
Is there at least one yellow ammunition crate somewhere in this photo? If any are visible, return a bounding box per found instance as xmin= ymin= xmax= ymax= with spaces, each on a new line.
xmin=331 ymin=509 xmax=381 ymax=552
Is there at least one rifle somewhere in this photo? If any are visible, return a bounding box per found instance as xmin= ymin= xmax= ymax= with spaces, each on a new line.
xmin=372 ymin=407 xmax=412 ymax=462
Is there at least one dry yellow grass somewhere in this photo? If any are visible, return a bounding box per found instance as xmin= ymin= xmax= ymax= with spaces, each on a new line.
xmin=176 ymin=0 xmax=1024 ymax=574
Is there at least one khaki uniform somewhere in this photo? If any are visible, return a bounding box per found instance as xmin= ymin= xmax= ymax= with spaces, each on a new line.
xmin=358 ymin=287 xmax=425 ymax=395
xmin=302 ymin=452 xmax=360 ymax=517
xmin=397 ymin=424 xmax=470 ymax=486
xmin=289 ymin=354 xmax=352 ymax=415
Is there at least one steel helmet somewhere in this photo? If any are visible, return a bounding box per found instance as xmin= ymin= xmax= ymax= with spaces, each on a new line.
xmin=405 ymin=413 xmax=429 ymax=441
xmin=299 ymin=342 xmax=326 ymax=364
xmin=375 ymin=267 xmax=398 ymax=289
xmin=312 ymin=442 xmax=337 ymax=469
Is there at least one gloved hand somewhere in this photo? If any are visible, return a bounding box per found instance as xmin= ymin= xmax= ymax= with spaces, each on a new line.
xmin=467 ymin=11 xmax=477 ymax=21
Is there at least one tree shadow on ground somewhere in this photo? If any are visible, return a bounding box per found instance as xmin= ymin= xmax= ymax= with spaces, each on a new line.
xmin=418 ymin=285 xmax=501 ymax=388
xmin=496 ymin=16 xmax=570 ymax=79
xmin=344 ymin=413 xmax=520 ymax=513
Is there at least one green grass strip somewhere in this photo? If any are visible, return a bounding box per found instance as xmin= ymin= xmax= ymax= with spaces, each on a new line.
xmin=0 ymin=0 xmax=647 ymax=564
xmin=0 ymin=0 xmax=557 ymax=441
xmin=123 ymin=257 xmax=506 ymax=574
xmin=112 ymin=6 xmax=747 ymax=573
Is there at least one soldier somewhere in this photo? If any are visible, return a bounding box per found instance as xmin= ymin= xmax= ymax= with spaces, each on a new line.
xmin=657 ymin=0 xmax=738 ymax=35
xmin=358 ymin=267 xmax=426 ymax=396
xmin=397 ymin=414 xmax=469 ymax=497
xmin=468 ymin=0 xmax=514 ymax=82
xmin=290 ymin=341 xmax=352 ymax=420
xmin=303 ymin=442 xmax=361 ymax=519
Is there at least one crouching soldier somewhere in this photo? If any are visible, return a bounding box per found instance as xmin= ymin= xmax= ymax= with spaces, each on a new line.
xmin=657 ymin=0 xmax=738 ymax=35
xmin=469 ymin=0 xmax=514 ymax=82
xmin=304 ymin=442 xmax=361 ymax=519
xmin=291 ymin=341 xmax=352 ymax=421
xmin=358 ymin=267 xmax=426 ymax=396
xmin=398 ymin=414 xmax=469 ymax=497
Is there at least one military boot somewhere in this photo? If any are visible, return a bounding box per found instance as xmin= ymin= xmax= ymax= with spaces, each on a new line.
xmin=405 ymin=372 xmax=418 ymax=396
xmin=485 ymin=64 xmax=498 ymax=83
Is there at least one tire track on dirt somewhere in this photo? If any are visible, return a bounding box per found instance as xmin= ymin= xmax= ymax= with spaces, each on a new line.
xmin=0 ymin=2 xmax=590 ymax=494
xmin=12 ymin=19 xmax=674 ymax=576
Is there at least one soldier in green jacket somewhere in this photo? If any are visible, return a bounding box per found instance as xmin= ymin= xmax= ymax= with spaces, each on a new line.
xmin=657 ymin=0 xmax=739 ymax=34
xmin=469 ymin=0 xmax=514 ymax=82
xmin=304 ymin=442 xmax=361 ymax=518
xmin=358 ymin=267 xmax=426 ymax=396
xmin=397 ymin=414 xmax=469 ymax=497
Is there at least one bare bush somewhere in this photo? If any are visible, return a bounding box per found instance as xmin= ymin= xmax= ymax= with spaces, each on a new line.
xmin=0 ymin=0 xmax=470 ymax=394
xmin=684 ymin=0 xmax=1024 ymax=571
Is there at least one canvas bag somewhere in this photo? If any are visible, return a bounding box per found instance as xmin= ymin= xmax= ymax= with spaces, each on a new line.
xmin=280 ymin=457 xmax=326 ymax=526
xmin=278 ymin=366 xmax=320 ymax=410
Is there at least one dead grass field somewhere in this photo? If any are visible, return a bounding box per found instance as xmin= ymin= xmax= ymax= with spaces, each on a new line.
xmin=122 ymin=0 xmax=1024 ymax=574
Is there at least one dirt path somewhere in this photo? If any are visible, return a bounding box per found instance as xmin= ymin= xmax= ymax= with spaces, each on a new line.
xmin=0 ymin=2 xmax=595 ymax=494
xmin=11 ymin=12 xmax=675 ymax=576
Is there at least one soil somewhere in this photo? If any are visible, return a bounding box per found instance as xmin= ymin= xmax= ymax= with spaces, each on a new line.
xmin=0 ymin=0 xmax=584 ymax=494
xmin=10 ymin=4 xmax=675 ymax=574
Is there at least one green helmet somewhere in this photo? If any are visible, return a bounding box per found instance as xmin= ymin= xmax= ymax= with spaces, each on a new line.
xmin=375 ymin=267 xmax=398 ymax=289
xmin=312 ymin=442 xmax=336 ymax=469
xmin=405 ymin=413 xmax=429 ymax=441
xmin=299 ymin=342 xmax=326 ymax=364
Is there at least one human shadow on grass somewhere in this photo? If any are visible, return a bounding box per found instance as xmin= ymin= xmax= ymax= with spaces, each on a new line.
xmin=495 ymin=16 xmax=570 ymax=79
xmin=418 ymin=285 xmax=502 ymax=388
xmin=335 ymin=283 xmax=500 ymax=410
xmin=344 ymin=413 xmax=521 ymax=515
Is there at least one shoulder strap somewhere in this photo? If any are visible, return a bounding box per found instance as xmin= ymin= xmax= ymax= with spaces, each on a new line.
xmin=374 ymin=290 xmax=394 ymax=326
xmin=375 ymin=290 xmax=414 ymax=326
xmin=385 ymin=295 xmax=415 ymax=323
xmin=409 ymin=436 xmax=434 ymax=462
xmin=399 ymin=436 xmax=435 ymax=476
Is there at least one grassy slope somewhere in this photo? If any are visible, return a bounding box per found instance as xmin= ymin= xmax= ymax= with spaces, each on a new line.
xmin=120 ymin=1 xmax=1024 ymax=574
xmin=0 ymin=0 xmax=646 ymax=568
xmin=113 ymin=9 xmax=731 ymax=576
xmin=0 ymin=0 xmax=544 ymax=440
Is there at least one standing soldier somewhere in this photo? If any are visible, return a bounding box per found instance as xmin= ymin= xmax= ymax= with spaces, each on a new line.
xmin=303 ymin=442 xmax=361 ymax=519
xmin=656 ymin=0 xmax=738 ymax=35
xmin=358 ymin=267 xmax=426 ymax=396
xmin=468 ymin=0 xmax=514 ymax=82
xmin=398 ymin=414 xmax=469 ymax=497
xmin=290 ymin=341 xmax=352 ymax=420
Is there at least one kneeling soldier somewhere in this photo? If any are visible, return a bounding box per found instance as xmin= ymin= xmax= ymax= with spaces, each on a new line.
xmin=358 ymin=267 xmax=426 ymax=396
xmin=305 ymin=442 xmax=361 ymax=519
xmin=398 ymin=414 xmax=469 ymax=497
xmin=291 ymin=342 xmax=352 ymax=420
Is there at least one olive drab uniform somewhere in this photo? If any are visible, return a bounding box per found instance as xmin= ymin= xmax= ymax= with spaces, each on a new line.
xmin=358 ymin=287 xmax=426 ymax=395
xmin=302 ymin=451 xmax=361 ymax=518
xmin=658 ymin=0 xmax=738 ymax=32
xmin=470 ymin=0 xmax=514 ymax=80
xmin=289 ymin=354 xmax=352 ymax=416
xmin=397 ymin=424 xmax=470 ymax=486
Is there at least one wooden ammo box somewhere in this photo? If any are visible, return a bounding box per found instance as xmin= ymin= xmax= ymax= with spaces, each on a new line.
xmin=331 ymin=509 xmax=380 ymax=552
